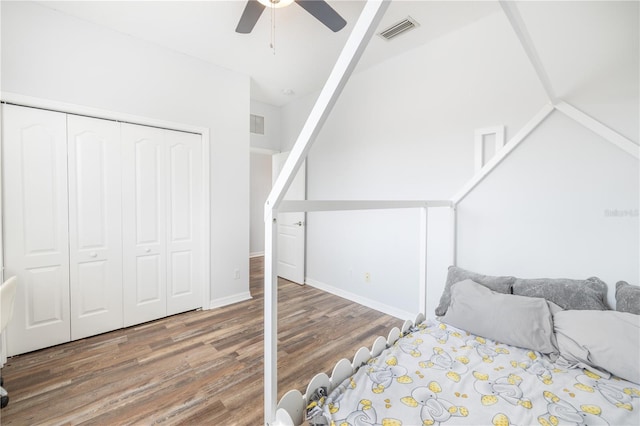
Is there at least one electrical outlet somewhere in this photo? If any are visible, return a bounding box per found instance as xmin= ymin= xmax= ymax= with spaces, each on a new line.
xmin=234 ymin=269 xmax=240 ymax=280
xmin=365 ymin=272 xmax=371 ymax=283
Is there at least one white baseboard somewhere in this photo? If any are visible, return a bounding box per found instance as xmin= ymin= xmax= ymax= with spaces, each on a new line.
xmin=249 ymin=252 xmax=264 ymax=258
xmin=305 ymin=278 xmax=414 ymax=321
xmin=208 ymin=292 xmax=252 ymax=310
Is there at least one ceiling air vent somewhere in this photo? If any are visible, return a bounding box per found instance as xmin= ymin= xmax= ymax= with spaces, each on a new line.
xmin=378 ymin=16 xmax=419 ymax=41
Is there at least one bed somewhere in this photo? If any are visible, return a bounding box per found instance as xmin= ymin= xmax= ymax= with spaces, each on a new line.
xmin=259 ymin=1 xmax=639 ymax=423
xmin=274 ymin=268 xmax=640 ymax=426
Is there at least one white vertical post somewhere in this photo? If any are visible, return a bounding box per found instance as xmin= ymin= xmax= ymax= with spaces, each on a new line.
xmin=418 ymin=207 xmax=428 ymax=315
xmin=0 ymin=103 xmax=4 ymax=284
xmin=0 ymin=103 xmax=4 ymax=367
xmin=264 ymin=210 xmax=278 ymax=424
xmin=450 ymin=205 xmax=457 ymax=267
xmin=264 ymin=206 xmax=278 ymax=424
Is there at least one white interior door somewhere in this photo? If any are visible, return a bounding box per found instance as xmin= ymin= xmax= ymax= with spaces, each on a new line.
xmin=122 ymin=123 xmax=167 ymax=326
xmin=2 ymin=104 xmax=71 ymax=356
xmin=272 ymin=152 xmax=306 ymax=284
xmin=165 ymin=129 xmax=202 ymax=315
xmin=67 ymin=114 xmax=123 ymax=339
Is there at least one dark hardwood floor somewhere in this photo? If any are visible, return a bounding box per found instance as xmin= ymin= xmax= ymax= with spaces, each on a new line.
xmin=0 ymin=257 xmax=403 ymax=425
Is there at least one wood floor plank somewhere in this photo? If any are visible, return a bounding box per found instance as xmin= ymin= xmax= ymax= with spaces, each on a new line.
xmin=0 ymin=257 xmax=403 ymax=425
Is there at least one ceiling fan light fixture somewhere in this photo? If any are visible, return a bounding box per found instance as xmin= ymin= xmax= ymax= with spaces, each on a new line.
xmin=257 ymin=0 xmax=295 ymax=9
xmin=236 ymin=0 xmax=346 ymax=34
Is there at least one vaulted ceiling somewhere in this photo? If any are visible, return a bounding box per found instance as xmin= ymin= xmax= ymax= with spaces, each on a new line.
xmin=36 ymin=1 xmax=638 ymax=111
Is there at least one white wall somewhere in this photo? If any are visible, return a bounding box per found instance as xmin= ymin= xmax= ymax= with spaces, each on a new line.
xmin=250 ymin=100 xmax=282 ymax=152
xmin=281 ymin=7 xmax=639 ymax=318
xmin=283 ymin=10 xmax=548 ymax=318
xmin=1 ymin=1 xmax=251 ymax=306
xmin=457 ymin=111 xmax=639 ymax=309
xmin=250 ymin=152 xmax=273 ymax=256
xmin=249 ymin=100 xmax=282 ymax=258
xmin=281 ymin=94 xmax=316 ymax=152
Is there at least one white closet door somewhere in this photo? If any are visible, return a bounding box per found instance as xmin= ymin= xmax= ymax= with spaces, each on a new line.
xmin=122 ymin=123 xmax=167 ymax=326
xmin=166 ymin=130 xmax=202 ymax=315
xmin=2 ymin=104 xmax=70 ymax=356
xmin=67 ymin=115 xmax=123 ymax=339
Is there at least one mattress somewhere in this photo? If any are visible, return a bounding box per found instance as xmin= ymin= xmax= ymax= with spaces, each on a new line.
xmin=307 ymin=318 xmax=640 ymax=426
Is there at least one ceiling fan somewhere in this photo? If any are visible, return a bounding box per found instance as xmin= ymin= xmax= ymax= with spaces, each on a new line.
xmin=235 ymin=0 xmax=347 ymax=34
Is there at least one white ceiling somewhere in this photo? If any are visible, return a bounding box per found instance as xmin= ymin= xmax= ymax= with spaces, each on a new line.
xmin=36 ymin=0 xmax=501 ymax=106
xmin=33 ymin=0 xmax=639 ymax=114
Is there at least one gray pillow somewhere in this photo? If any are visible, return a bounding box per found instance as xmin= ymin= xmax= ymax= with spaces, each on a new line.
xmin=441 ymin=279 xmax=558 ymax=355
xmin=554 ymin=310 xmax=640 ymax=384
xmin=512 ymin=276 xmax=608 ymax=310
xmin=616 ymin=281 xmax=640 ymax=315
xmin=435 ymin=266 xmax=515 ymax=316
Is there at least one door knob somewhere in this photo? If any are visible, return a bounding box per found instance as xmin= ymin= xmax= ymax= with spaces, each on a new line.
xmin=293 ymin=221 xmax=304 ymax=227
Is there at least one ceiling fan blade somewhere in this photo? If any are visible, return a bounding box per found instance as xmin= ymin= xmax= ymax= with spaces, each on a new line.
xmin=236 ymin=0 xmax=266 ymax=34
xmin=296 ymin=0 xmax=347 ymax=32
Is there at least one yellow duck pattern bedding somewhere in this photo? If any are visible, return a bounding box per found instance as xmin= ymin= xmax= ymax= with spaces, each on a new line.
xmin=307 ymin=319 xmax=640 ymax=426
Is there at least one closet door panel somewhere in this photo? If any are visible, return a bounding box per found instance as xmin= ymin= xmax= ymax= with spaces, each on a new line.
xmin=122 ymin=123 xmax=167 ymax=327
xmin=166 ymin=130 xmax=202 ymax=315
xmin=67 ymin=115 xmax=123 ymax=339
xmin=76 ymin=261 xmax=109 ymax=313
xmin=2 ymin=104 xmax=70 ymax=356
xmin=25 ymin=266 xmax=66 ymax=325
xmin=136 ymin=255 xmax=163 ymax=301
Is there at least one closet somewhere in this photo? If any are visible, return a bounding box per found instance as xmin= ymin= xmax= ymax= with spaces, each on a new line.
xmin=121 ymin=123 xmax=203 ymax=327
xmin=2 ymin=104 xmax=204 ymax=356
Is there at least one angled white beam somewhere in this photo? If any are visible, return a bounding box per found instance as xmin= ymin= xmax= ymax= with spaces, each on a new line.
xmin=264 ymin=1 xmax=391 ymax=424
xmin=452 ymin=103 xmax=555 ymax=205
xmin=555 ymin=101 xmax=640 ymax=159
xmin=499 ymin=1 xmax=557 ymax=104
xmin=499 ymin=2 xmax=639 ymax=161
xmin=265 ymin=0 xmax=391 ymax=215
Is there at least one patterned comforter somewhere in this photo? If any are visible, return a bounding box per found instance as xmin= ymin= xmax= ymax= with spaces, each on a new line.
xmin=309 ymin=319 xmax=640 ymax=426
